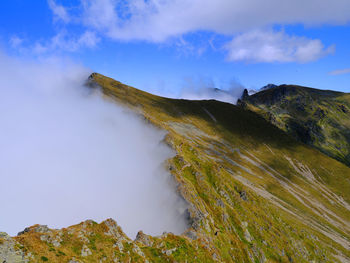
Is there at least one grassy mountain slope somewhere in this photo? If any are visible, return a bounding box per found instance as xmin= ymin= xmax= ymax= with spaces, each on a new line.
xmin=240 ymin=84 xmax=350 ymax=166
xmin=1 ymin=74 xmax=350 ymax=262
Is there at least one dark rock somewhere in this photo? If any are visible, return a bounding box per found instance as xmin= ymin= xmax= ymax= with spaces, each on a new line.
xmin=17 ymin=228 xmax=31 ymax=236
xmin=313 ymin=108 xmax=326 ymax=119
xmin=17 ymin=225 xmax=49 ymax=236
xmin=241 ymin=89 xmax=249 ymax=100
xmin=239 ymin=191 xmax=248 ymax=201
xmin=88 ymin=72 xmax=97 ymax=80
xmin=338 ymin=104 xmax=349 ymax=113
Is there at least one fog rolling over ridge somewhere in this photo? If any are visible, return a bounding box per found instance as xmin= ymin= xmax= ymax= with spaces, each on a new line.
xmin=180 ymin=77 xmax=245 ymax=105
xmin=0 ymin=53 xmax=188 ymax=238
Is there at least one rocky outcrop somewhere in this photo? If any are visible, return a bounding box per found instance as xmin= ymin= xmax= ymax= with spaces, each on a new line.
xmin=135 ymin=231 xmax=153 ymax=246
xmin=0 ymin=232 xmax=30 ymax=263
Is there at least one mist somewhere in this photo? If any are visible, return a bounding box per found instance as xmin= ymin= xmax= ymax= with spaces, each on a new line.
xmin=0 ymin=52 xmax=188 ymax=238
xmin=179 ymin=76 xmax=245 ymax=104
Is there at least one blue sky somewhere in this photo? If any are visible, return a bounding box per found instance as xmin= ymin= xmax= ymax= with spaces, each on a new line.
xmin=1 ymin=0 xmax=350 ymax=95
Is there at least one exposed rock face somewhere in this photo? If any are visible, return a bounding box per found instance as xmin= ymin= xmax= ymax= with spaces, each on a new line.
xmin=135 ymin=231 xmax=153 ymax=247
xmin=183 ymin=229 xmax=197 ymax=240
xmin=103 ymin=218 xmax=124 ymax=239
xmin=17 ymin=228 xmax=30 ymax=236
xmin=6 ymin=220 xmax=215 ymax=262
xmin=0 ymin=232 xmax=29 ymax=263
xmin=81 ymin=244 xmax=92 ymax=257
xmin=18 ymin=225 xmax=50 ymax=236
xmin=241 ymin=89 xmax=249 ymax=100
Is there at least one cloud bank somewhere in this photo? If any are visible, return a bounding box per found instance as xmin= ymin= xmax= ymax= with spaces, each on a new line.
xmin=0 ymin=52 xmax=188 ymax=238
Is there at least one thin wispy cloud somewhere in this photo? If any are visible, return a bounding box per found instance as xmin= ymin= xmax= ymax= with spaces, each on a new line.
xmin=179 ymin=76 xmax=245 ymax=104
xmin=9 ymin=35 xmax=24 ymax=48
xmin=13 ymin=31 xmax=100 ymax=54
xmin=329 ymin=68 xmax=350 ymax=75
xmin=48 ymin=0 xmax=70 ymax=23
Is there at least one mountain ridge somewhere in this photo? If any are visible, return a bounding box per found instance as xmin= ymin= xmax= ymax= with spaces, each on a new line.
xmin=1 ymin=73 xmax=350 ymax=262
xmin=239 ymin=84 xmax=350 ymax=166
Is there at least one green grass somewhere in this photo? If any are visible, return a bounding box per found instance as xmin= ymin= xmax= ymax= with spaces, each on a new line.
xmin=243 ymin=84 xmax=350 ymax=166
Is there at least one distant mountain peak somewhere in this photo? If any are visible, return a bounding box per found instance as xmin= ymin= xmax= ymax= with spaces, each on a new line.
xmin=241 ymin=83 xmax=350 ymax=166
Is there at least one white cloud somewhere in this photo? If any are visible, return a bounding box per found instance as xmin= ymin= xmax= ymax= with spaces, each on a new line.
xmin=225 ymin=30 xmax=335 ymax=63
xmin=32 ymin=31 xmax=100 ymax=54
xmin=179 ymin=76 xmax=245 ymax=104
xmin=40 ymin=0 xmax=346 ymax=60
xmin=76 ymin=0 xmax=350 ymax=42
xmin=48 ymin=0 xmax=71 ymax=23
xmin=81 ymin=0 xmax=118 ymax=31
xmin=78 ymin=31 xmax=100 ymax=47
xmin=19 ymin=1 xmax=98 ymax=54
xmin=0 ymin=51 xmax=188 ymax=237
xmin=329 ymin=68 xmax=350 ymax=75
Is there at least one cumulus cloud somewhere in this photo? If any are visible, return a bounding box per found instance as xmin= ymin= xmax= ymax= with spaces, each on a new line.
xmin=0 ymin=51 xmax=188 ymax=237
xmin=73 ymin=0 xmax=350 ymax=42
xmin=225 ymin=30 xmax=335 ymax=63
xmin=329 ymin=68 xmax=350 ymax=75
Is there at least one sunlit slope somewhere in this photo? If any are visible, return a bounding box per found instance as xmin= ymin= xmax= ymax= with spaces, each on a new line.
xmin=88 ymin=73 xmax=350 ymax=261
xmin=240 ymin=84 xmax=350 ymax=166
xmin=1 ymin=73 xmax=350 ymax=262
